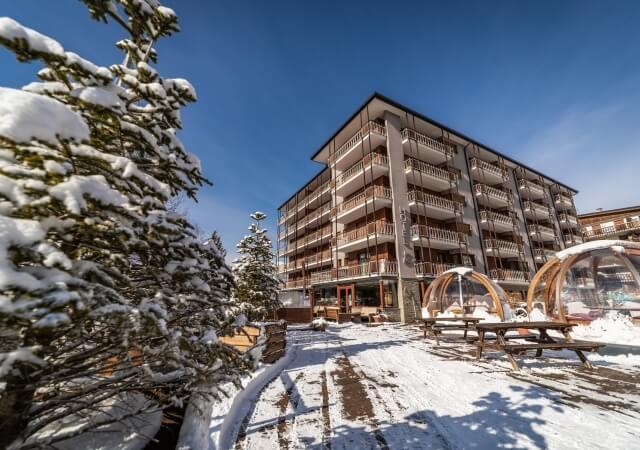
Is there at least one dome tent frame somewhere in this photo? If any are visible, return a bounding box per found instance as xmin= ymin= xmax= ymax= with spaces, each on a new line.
xmin=526 ymin=240 xmax=640 ymax=321
xmin=422 ymin=267 xmax=510 ymax=320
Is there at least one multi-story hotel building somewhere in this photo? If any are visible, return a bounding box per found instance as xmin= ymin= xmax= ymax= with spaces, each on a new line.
xmin=580 ymin=205 xmax=640 ymax=242
xmin=276 ymin=93 xmax=581 ymax=322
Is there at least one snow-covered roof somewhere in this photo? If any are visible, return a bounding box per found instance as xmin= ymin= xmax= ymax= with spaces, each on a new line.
xmin=443 ymin=267 xmax=474 ymax=276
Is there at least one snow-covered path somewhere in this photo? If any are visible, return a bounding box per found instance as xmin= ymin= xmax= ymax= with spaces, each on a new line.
xmin=223 ymin=323 xmax=640 ymax=449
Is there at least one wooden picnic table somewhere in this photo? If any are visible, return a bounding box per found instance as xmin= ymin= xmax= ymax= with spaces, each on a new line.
xmin=421 ymin=316 xmax=481 ymax=345
xmin=475 ymin=321 xmax=604 ymax=371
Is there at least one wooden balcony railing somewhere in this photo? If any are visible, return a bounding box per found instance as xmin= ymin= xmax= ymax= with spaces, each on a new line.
xmin=415 ymin=261 xmax=461 ymax=277
xmin=529 ymin=223 xmax=555 ymax=236
xmin=410 ymin=224 xmax=467 ymax=245
xmin=523 ymin=200 xmax=549 ymax=214
xmin=336 ymin=259 xmax=398 ymax=278
xmin=336 ymin=153 xmax=389 ymax=187
xmin=284 ymin=279 xmax=308 ymax=289
xmin=337 ymin=185 xmax=392 ymax=215
xmin=407 ymin=190 xmax=462 ymax=213
xmin=401 ymin=128 xmax=455 ymax=158
xmin=336 ymin=221 xmax=394 ymax=246
xmin=474 ymin=183 xmax=511 ymax=202
xmin=484 ymin=238 xmax=523 ymax=255
xmin=310 ymin=270 xmax=332 ymax=284
xmin=563 ymin=233 xmax=583 ymax=244
xmin=305 ymin=249 xmax=332 ymax=266
xmin=329 ymin=121 xmax=387 ymax=164
xmin=469 ymin=158 xmax=509 ymax=180
xmin=479 ymin=210 xmax=517 ymax=227
xmin=583 ymin=218 xmax=640 ymax=239
xmin=554 ymin=193 xmax=573 ymax=206
xmin=533 ymin=248 xmax=555 ymax=260
xmin=518 ymin=178 xmax=545 ymax=192
xmin=404 ymin=157 xmax=458 ymax=184
xmin=489 ymin=269 xmax=530 ymax=283
xmin=558 ymin=212 xmax=577 ymax=224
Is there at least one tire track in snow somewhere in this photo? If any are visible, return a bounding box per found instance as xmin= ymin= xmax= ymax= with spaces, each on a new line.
xmin=331 ymin=353 xmax=389 ymax=449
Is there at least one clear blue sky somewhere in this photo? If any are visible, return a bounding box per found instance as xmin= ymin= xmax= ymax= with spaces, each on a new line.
xmin=3 ymin=1 xmax=640 ymax=260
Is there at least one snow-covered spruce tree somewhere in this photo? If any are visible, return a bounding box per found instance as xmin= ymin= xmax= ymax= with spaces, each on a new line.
xmin=0 ymin=2 xmax=248 ymax=447
xmin=233 ymin=212 xmax=281 ymax=321
xmin=208 ymin=230 xmax=227 ymax=258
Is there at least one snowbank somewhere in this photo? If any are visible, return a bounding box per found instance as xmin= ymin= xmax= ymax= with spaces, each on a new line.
xmin=571 ymin=313 xmax=640 ymax=346
xmin=176 ymin=342 xmax=295 ymax=450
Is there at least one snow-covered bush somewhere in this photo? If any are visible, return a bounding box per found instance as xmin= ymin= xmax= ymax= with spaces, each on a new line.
xmin=233 ymin=212 xmax=281 ymax=321
xmin=0 ymin=2 xmax=248 ymax=447
xmin=311 ymin=317 xmax=328 ymax=331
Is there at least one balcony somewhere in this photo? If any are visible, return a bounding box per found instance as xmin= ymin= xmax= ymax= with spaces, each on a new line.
xmin=404 ymin=157 xmax=458 ymax=192
xmin=484 ymin=238 xmax=523 ymax=258
xmin=583 ymin=218 xmax=640 ymax=240
xmin=309 ymin=259 xmax=399 ymax=284
xmin=554 ymin=193 xmax=574 ymax=210
xmin=415 ymin=261 xmax=464 ymax=277
xmin=305 ymin=249 xmax=333 ymax=269
xmin=469 ymin=158 xmax=509 ymax=184
xmin=411 ymin=224 xmax=467 ymax=250
xmin=336 ymin=259 xmax=398 ymax=280
xmin=283 ymin=278 xmax=308 ymax=290
xmin=401 ymin=128 xmax=455 ymax=164
xmin=479 ymin=210 xmax=517 ymax=233
xmin=522 ymin=200 xmax=550 ymax=220
xmin=286 ymin=225 xmax=333 ymax=255
xmin=310 ymin=270 xmax=333 ymax=285
xmin=335 ymin=153 xmax=389 ymax=197
xmin=528 ymin=223 xmax=556 ymax=242
xmin=518 ymin=179 xmax=545 ymax=199
xmin=407 ymin=190 xmax=462 ymax=220
xmin=533 ymin=248 xmax=556 ymax=262
xmin=329 ymin=121 xmax=387 ymax=170
xmin=474 ymin=183 xmax=512 ymax=208
xmin=489 ymin=269 xmax=530 ymax=284
xmin=336 ymin=185 xmax=393 ymax=223
xmin=335 ymin=221 xmax=395 ymax=252
xmin=563 ymin=233 xmax=583 ymax=246
xmin=558 ymin=212 xmax=578 ymax=229
xmin=298 ymin=181 xmax=331 ymax=212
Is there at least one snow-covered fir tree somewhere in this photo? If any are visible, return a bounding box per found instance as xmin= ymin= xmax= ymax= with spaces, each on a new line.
xmin=0 ymin=2 xmax=248 ymax=447
xmin=233 ymin=212 xmax=281 ymax=321
xmin=209 ymin=230 xmax=227 ymax=258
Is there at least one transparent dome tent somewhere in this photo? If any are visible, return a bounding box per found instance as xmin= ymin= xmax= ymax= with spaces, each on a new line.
xmin=526 ymin=240 xmax=640 ymax=322
xmin=422 ymin=267 xmax=513 ymax=321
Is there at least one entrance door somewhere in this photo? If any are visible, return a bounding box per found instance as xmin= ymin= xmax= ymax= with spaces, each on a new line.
xmin=337 ymin=284 xmax=355 ymax=313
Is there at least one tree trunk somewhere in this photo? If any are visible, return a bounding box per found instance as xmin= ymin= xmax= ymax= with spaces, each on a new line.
xmin=0 ymin=363 xmax=38 ymax=448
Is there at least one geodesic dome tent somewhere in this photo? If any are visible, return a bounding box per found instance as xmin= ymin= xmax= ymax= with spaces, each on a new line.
xmin=422 ymin=267 xmax=513 ymax=321
xmin=526 ymin=240 xmax=640 ymax=322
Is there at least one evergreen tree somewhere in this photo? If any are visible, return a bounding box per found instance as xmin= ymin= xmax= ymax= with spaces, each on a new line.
xmin=0 ymin=2 xmax=247 ymax=447
xmin=209 ymin=230 xmax=227 ymax=258
xmin=233 ymin=212 xmax=281 ymax=321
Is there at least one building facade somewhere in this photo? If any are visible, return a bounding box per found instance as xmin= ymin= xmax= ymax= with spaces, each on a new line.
xmin=276 ymin=93 xmax=581 ymax=322
xmin=580 ymin=206 xmax=640 ymax=242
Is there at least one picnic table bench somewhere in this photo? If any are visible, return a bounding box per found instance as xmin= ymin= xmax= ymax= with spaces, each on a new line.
xmin=475 ymin=321 xmax=604 ymax=371
xmin=421 ymin=316 xmax=481 ymax=345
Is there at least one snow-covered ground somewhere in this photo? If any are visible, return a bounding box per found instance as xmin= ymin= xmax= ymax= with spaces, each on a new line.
xmin=214 ymin=322 xmax=640 ymax=449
